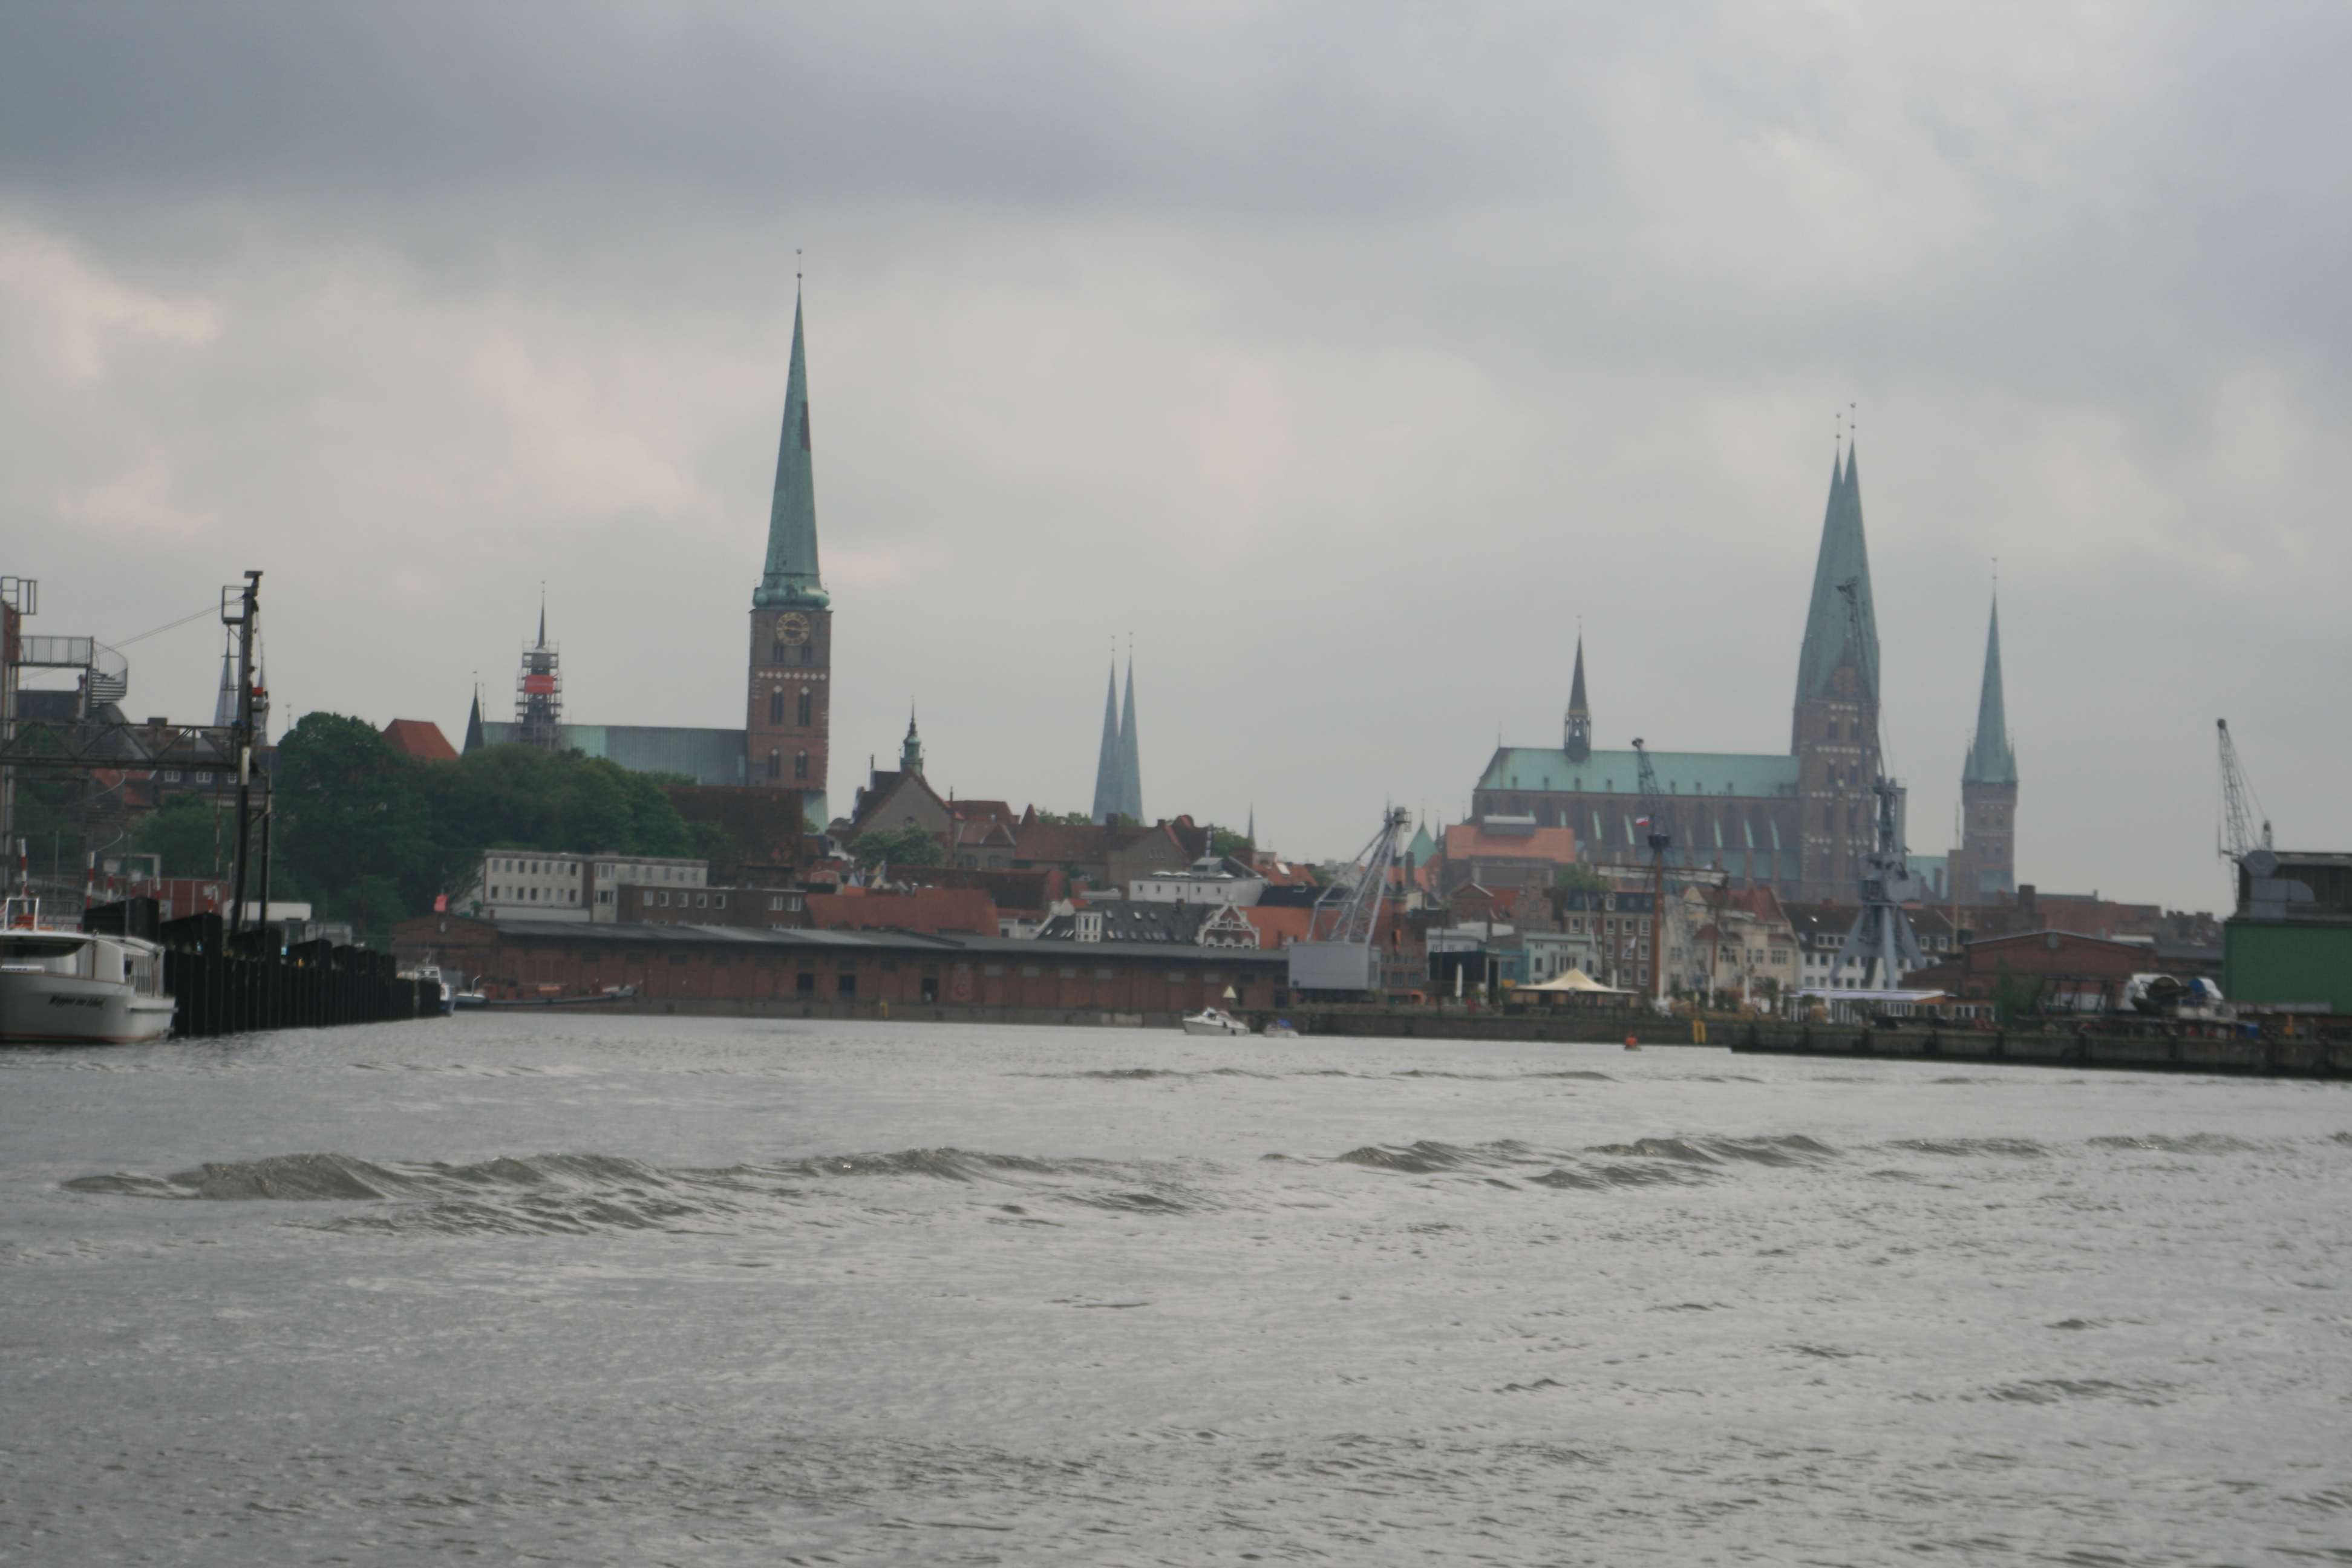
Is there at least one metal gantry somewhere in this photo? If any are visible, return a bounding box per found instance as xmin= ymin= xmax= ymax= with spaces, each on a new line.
xmin=1289 ymin=805 xmax=1412 ymax=995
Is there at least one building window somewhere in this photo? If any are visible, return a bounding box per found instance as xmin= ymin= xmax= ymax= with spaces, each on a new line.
xmin=770 ymin=690 xmax=783 ymax=724
xmin=1059 ymin=967 xmax=1077 ymax=979
xmin=984 ymin=965 xmax=1003 ymax=977
xmin=837 ymin=974 xmax=856 ymax=998
xmin=1022 ymin=965 xmax=1041 ymax=978
xmin=767 ymin=750 xmax=782 ymax=780
xmin=695 ymin=893 xmax=707 ymax=908
xmin=798 ymin=689 xmax=812 ymax=726
xmin=714 ymin=894 xmax=726 ymax=909
xmin=796 ymin=973 xmax=815 ymax=996
xmin=794 ymin=750 xmax=809 ymax=780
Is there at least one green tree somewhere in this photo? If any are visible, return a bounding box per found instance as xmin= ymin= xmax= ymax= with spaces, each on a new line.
xmin=1210 ymin=827 xmax=1255 ymax=858
xmin=132 ymin=793 xmax=229 ymax=877
xmin=275 ymin=711 xmax=431 ymax=932
xmin=854 ymin=826 xmax=943 ymax=868
xmin=1554 ymin=863 xmax=1611 ymax=894
xmin=687 ymin=820 xmax=740 ymax=880
xmin=1992 ymin=958 xmax=2042 ymax=1026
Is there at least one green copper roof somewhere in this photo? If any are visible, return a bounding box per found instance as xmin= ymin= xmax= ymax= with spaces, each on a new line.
xmin=1962 ymin=595 xmax=2017 ymax=785
xmin=1794 ymin=446 xmax=1878 ymax=704
xmin=753 ymin=292 xmax=828 ymax=609
xmin=1479 ymin=746 xmax=1798 ymax=799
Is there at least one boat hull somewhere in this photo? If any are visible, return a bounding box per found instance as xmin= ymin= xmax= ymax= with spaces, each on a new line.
xmin=0 ymin=974 xmax=175 ymax=1046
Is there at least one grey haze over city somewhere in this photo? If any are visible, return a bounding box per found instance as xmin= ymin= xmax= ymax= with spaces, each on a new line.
xmin=2 ymin=3 xmax=2345 ymax=910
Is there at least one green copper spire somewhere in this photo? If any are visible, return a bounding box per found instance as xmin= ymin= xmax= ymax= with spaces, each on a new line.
xmin=1116 ymin=658 xmax=1143 ymax=822
xmin=753 ymin=290 xmax=828 ymax=609
xmin=1090 ymin=660 xmax=1123 ymax=824
xmin=1794 ymin=444 xmax=1878 ymax=704
xmin=1962 ymin=594 xmax=2017 ymax=785
xmin=1564 ymin=634 xmax=1592 ymax=763
xmin=900 ymin=705 xmax=924 ymax=777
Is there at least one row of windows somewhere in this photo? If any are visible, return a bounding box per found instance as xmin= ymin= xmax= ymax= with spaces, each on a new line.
xmin=488 ymin=885 xmax=578 ymax=904
xmin=490 ymin=857 xmax=579 ymax=877
xmin=643 ymin=889 xmax=727 ymax=910
xmin=768 ymin=641 xmax=819 ymax=665
xmin=768 ymin=690 xmax=814 ymax=726
xmin=765 ymin=750 xmax=811 ymax=780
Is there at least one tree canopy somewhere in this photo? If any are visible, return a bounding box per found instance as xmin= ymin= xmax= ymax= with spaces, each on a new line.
xmin=268 ymin=714 xmax=708 ymax=935
xmin=852 ymin=826 xmax=944 ymax=869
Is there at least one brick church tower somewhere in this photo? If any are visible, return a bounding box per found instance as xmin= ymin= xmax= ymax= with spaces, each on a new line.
xmin=746 ymin=289 xmax=833 ymax=824
xmin=1947 ymin=593 xmax=2018 ymax=904
xmin=1789 ymin=444 xmax=1886 ymax=903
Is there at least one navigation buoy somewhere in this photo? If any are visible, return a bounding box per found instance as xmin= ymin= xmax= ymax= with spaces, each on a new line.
xmin=1624 ymin=1034 xmax=1641 ymax=1051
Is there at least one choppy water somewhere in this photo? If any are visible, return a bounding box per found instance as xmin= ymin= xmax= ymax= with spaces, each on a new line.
xmin=4 ymin=1018 xmax=2350 ymax=1566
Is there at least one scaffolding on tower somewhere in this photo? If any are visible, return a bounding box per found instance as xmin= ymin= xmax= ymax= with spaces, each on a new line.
xmin=515 ymin=599 xmax=562 ymax=752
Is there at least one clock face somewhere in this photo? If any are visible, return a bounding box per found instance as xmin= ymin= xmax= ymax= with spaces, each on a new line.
xmin=776 ymin=612 xmax=812 ymax=647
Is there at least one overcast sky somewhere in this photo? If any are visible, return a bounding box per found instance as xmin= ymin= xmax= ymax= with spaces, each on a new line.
xmin=3 ymin=2 xmax=2345 ymax=910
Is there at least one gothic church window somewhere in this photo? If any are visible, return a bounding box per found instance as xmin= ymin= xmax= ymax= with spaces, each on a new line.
xmin=770 ymin=690 xmax=783 ymax=724
xmin=766 ymin=750 xmax=781 ymax=780
xmin=798 ymin=690 xmax=812 ymax=725
xmin=795 ymin=750 xmax=809 ymax=780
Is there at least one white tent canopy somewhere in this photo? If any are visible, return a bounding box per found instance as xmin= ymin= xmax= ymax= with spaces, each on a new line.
xmin=1520 ymin=967 xmax=1632 ymax=995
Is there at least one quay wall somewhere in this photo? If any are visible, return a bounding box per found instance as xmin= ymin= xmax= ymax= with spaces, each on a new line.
xmin=544 ymin=995 xmax=2352 ymax=1078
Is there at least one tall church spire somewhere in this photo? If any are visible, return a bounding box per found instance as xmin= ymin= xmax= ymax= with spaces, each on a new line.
xmin=1794 ymin=443 xmax=1880 ymax=708
xmin=1117 ymin=657 xmax=1143 ymax=822
xmin=1564 ymin=634 xmax=1592 ymax=763
xmin=1962 ymin=593 xmax=2017 ymax=785
xmin=1090 ymin=661 xmax=1123 ymax=824
xmin=753 ymin=287 xmax=827 ymax=609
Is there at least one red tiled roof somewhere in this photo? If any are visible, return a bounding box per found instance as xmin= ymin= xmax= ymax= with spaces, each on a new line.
xmin=382 ymin=719 xmax=459 ymax=762
xmin=1442 ymin=823 xmax=1580 ymax=863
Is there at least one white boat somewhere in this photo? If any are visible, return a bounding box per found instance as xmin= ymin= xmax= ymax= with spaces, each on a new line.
xmin=0 ymin=899 xmax=175 ymax=1047
xmin=400 ymin=964 xmax=457 ymax=1016
xmin=1181 ymin=1007 xmax=1252 ymax=1036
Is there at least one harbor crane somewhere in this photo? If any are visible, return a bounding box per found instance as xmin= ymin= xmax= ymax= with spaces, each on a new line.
xmin=2215 ymin=719 xmax=2272 ymax=867
xmin=1289 ymin=805 xmax=1412 ymax=996
xmin=1833 ymin=578 xmax=1922 ymax=992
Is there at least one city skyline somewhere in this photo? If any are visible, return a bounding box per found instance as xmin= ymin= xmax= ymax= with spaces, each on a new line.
xmin=2 ymin=4 xmax=2345 ymax=912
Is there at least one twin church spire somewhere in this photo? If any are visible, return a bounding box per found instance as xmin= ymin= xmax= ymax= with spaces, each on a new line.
xmin=1091 ymin=657 xmax=1143 ymax=825
xmin=1794 ymin=443 xmax=1880 ymax=707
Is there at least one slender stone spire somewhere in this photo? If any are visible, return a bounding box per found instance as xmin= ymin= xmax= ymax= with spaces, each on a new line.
xmin=1564 ymin=634 xmax=1592 ymax=763
xmin=1962 ymin=594 xmax=2017 ymax=785
xmin=1090 ymin=661 xmax=1123 ymax=824
xmin=1794 ymin=444 xmax=1880 ymax=706
xmin=753 ymin=288 xmax=828 ymax=609
xmin=1117 ymin=658 xmax=1143 ymax=823
xmin=462 ymin=687 xmax=485 ymax=754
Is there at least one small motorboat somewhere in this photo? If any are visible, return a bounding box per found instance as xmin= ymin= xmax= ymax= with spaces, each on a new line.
xmin=1180 ymin=1007 xmax=1252 ymax=1036
xmin=1261 ymin=1019 xmax=1301 ymax=1038
xmin=399 ymin=964 xmax=456 ymax=1015
xmin=0 ymin=898 xmax=176 ymax=1046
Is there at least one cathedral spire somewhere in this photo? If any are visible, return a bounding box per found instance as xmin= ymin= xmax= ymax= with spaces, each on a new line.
xmin=1117 ymin=656 xmax=1143 ymax=823
xmin=754 ymin=287 xmax=828 ymax=609
xmin=1090 ymin=660 xmax=1123 ymax=824
xmin=1962 ymin=593 xmax=2017 ymax=785
xmin=1564 ymin=633 xmax=1592 ymax=763
xmin=1794 ymin=441 xmax=1880 ymax=710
